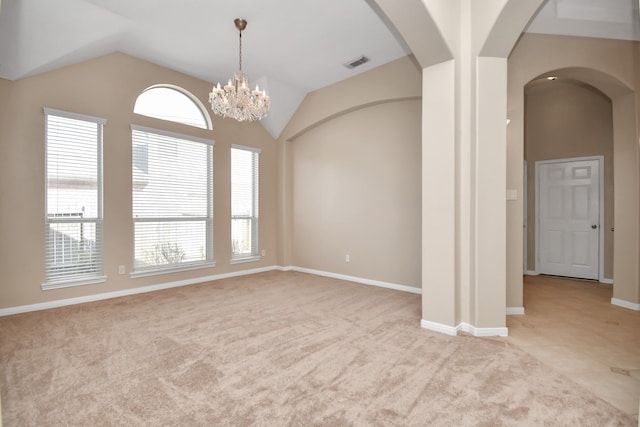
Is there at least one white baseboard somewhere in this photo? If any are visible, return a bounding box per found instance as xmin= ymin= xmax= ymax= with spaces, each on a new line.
xmin=611 ymin=298 xmax=640 ymax=311
xmin=600 ymin=278 xmax=614 ymax=285
xmin=420 ymin=319 xmax=458 ymax=336
xmin=506 ymin=307 xmax=525 ymax=315
xmin=458 ymin=322 xmax=509 ymax=337
xmin=0 ymin=266 xmax=281 ymax=317
xmin=289 ymin=266 xmax=422 ymax=295
xmin=525 ymin=270 xmax=538 ymax=276
xmin=421 ymin=319 xmax=509 ymax=337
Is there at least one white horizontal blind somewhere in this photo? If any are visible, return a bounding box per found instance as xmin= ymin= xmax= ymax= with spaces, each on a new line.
xmin=132 ymin=125 xmax=213 ymax=272
xmin=231 ymin=145 xmax=260 ymax=259
xmin=44 ymin=108 xmax=105 ymax=285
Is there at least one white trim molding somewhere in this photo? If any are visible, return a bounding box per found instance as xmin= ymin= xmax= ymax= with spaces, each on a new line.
xmin=420 ymin=319 xmax=458 ymax=336
xmin=600 ymin=278 xmax=614 ymax=285
xmin=506 ymin=307 xmax=525 ymax=315
xmin=0 ymin=266 xmax=279 ymax=317
xmin=458 ymin=323 xmax=509 ymax=337
xmin=525 ymin=270 xmax=539 ymax=276
xmin=289 ymin=266 xmax=422 ymax=295
xmin=611 ymin=298 xmax=640 ymax=311
xmin=421 ymin=319 xmax=509 ymax=337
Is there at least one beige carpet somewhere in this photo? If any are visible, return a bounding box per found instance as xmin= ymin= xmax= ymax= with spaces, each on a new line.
xmin=0 ymin=271 xmax=635 ymax=426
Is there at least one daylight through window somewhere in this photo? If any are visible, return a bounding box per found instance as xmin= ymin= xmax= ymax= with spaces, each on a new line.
xmin=231 ymin=145 xmax=260 ymax=262
xmin=133 ymin=86 xmax=211 ymax=129
xmin=131 ymin=125 xmax=214 ymax=274
xmin=44 ymin=108 xmax=106 ymax=288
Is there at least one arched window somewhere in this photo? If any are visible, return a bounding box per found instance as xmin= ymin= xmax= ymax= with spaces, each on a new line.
xmin=134 ymin=85 xmax=212 ymax=130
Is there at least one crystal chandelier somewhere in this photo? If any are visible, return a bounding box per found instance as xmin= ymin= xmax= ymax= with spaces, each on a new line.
xmin=209 ymin=18 xmax=270 ymax=122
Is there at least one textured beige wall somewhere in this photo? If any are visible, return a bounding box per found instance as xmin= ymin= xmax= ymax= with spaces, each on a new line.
xmin=508 ymin=34 xmax=640 ymax=306
xmin=525 ymin=81 xmax=614 ymax=278
xmin=290 ymin=100 xmax=421 ymax=288
xmin=0 ymin=53 xmax=278 ymax=309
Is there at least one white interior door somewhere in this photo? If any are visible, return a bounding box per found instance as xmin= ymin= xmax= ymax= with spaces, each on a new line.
xmin=537 ymin=159 xmax=600 ymax=280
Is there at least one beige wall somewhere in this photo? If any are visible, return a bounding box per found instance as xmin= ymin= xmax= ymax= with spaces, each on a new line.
xmin=277 ymin=56 xmax=423 ymax=291
xmin=278 ymin=57 xmax=421 ymax=288
xmin=508 ymin=34 xmax=640 ymax=306
xmin=290 ymin=99 xmax=421 ymax=288
xmin=525 ymin=80 xmax=614 ymax=278
xmin=0 ymin=53 xmax=278 ymax=309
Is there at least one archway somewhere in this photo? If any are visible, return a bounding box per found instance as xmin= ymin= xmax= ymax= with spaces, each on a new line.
xmin=524 ymin=75 xmax=614 ymax=283
xmin=507 ymin=37 xmax=640 ymax=312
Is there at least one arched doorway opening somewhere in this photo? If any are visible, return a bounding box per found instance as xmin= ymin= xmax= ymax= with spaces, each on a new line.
xmin=507 ymin=39 xmax=639 ymax=312
xmin=524 ymin=75 xmax=614 ymax=284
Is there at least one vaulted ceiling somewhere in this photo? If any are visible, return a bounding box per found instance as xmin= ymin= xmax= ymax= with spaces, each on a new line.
xmin=0 ymin=0 xmax=638 ymax=138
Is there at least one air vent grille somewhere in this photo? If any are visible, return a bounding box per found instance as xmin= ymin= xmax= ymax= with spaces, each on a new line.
xmin=344 ymin=55 xmax=370 ymax=69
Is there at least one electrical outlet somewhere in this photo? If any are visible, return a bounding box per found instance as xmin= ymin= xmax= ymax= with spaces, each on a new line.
xmin=118 ymin=265 xmax=125 ymax=275
xmin=261 ymin=249 xmax=266 ymax=257
xmin=345 ymin=254 xmax=350 ymax=262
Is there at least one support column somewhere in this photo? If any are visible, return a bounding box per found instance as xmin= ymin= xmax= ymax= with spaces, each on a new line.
xmin=420 ymin=60 xmax=458 ymax=334
xmin=370 ymin=0 xmax=543 ymax=336
xmin=475 ymin=57 xmax=508 ymax=332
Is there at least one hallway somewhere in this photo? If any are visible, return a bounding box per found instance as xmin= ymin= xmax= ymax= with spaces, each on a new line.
xmin=507 ymin=275 xmax=640 ymax=420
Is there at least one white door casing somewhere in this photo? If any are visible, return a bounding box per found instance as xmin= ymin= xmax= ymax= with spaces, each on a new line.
xmin=536 ymin=157 xmax=603 ymax=280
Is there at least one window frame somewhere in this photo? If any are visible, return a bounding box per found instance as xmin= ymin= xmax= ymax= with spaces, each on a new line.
xmin=230 ymin=144 xmax=261 ymax=264
xmin=130 ymin=124 xmax=215 ymax=278
xmin=133 ymin=84 xmax=213 ymax=130
xmin=43 ymin=107 xmax=107 ymax=290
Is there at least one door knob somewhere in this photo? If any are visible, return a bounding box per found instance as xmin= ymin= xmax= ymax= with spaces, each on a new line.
xmin=591 ymin=224 xmax=597 ymax=229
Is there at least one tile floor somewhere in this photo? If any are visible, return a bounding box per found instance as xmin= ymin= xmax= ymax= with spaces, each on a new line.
xmin=506 ymin=275 xmax=640 ymax=421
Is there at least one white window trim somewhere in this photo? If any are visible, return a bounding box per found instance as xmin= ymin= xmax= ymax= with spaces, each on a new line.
xmin=231 ymin=143 xmax=262 ymax=153
xmin=129 ymin=261 xmax=216 ymax=279
xmin=42 ymin=276 xmax=107 ymax=291
xmin=130 ymin=124 xmax=214 ymax=146
xmin=134 ymin=84 xmax=213 ymax=130
xmin=131 ymin=125 xmax=215 ymax=275
xmin=43 ymin=108 xmax=107 ymax=290
xmin=44 ymin=108 xmax=107 ymax=125
xmin=230 ymin=255 xmax=261 ymax=265
xmin=231 ymin=144 xmax=261 ymax=262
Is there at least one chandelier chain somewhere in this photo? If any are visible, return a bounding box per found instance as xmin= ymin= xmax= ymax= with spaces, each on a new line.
xmin=238 ymin=31 xmax=242 ymax=71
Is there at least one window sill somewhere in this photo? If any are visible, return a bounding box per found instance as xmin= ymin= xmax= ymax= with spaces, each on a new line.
xmin=130 ymin=261 xmax=216 ymax=279
xmin=230 ymin=255 xmax=261 ymax=265
xmin=42 ymin=275 xmax=107 ymax=291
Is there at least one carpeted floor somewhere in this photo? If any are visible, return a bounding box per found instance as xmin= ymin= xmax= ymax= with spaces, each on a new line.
xmin=0 ymin=271 xmax=635 ymax=426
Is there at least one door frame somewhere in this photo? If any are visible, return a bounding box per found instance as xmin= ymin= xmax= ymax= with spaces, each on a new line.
xmin=534 ymin=155 xmax=605 ymax=282
xmin=523 ymin=160 xmax=528 ymax=274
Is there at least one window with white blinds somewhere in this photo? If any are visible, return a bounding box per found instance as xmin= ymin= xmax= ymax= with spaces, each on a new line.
xmin=131 ymin=125 xmax=214 ymax=275
xmin=231 ymin=145 xmax=260 ymax=262
xmin=44 ymin=108 xmax=106 ymax=289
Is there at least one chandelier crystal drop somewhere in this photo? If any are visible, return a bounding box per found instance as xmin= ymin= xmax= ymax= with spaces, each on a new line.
xmin=209 ymin=18 xmax=270 ymax=122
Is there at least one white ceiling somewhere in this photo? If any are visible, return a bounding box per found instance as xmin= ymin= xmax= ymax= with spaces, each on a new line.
xmin=0 ymin=0 xmax=638 ymax=138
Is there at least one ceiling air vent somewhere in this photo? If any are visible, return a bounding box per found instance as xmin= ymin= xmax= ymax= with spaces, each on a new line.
xmin=344 ymin=55 xmax=370 ymax=69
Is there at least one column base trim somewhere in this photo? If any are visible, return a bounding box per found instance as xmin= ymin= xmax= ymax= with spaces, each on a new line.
xmin=611 ymin=298 xmax=640 ymax=311
xmin=421 ymin=319 xmax=508 ymax=337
